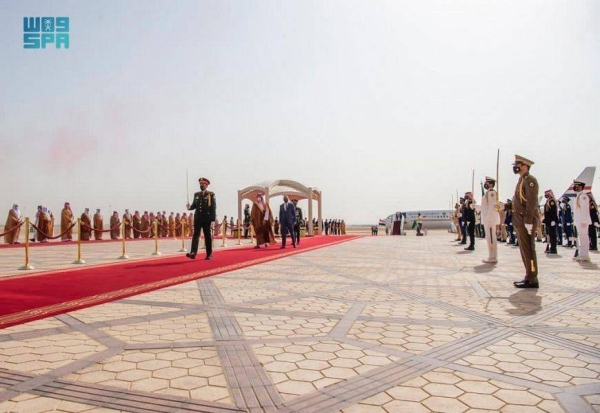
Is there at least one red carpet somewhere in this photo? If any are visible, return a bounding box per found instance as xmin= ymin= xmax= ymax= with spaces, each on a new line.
xmin=0 ymin=236 xmax=357 ymax=329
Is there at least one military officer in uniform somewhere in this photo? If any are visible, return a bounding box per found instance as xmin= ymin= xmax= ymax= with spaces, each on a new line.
xmin=463 ymin=192 xmax=476 ymax=250
xmin=589 ymin=193 xmax=599 ymax=251
xmin=186 ymin=177 xmax=216 ymax=260
xmin=572 ymin=180 xmax=591 ymax=262
xmin=512 ymin=155 xmax=540 ymax=288
xmin=543 ymin=190 xmax=558 ymax=254
xmin=292 ymin=199 xmax=303 ymax=244
xmin=561 ymin=197 xmax=574 ymax=247
xmin=476 ymin=177 xmax=501 ymax=263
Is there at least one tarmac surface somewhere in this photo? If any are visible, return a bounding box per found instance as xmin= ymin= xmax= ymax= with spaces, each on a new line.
xmin=0 ymin=231 xmax=599 ymax=412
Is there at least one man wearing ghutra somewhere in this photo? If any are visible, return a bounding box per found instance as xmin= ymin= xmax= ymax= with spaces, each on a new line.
xmin=251 ymin=193 xmax=275 ymax=248
xmin=4 ymin=204 xmax=22 ymax=244
xmin=61 ymin=202 xmax=74 ymax=241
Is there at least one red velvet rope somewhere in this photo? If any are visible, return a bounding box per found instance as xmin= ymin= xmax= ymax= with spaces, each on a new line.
xmin=0 ymin=221 xmax=23 ymax=237
xmin=81 ymin=222 xmax=121 ymax=233
xmin=30 ymin=221 xmax=76 ymax=240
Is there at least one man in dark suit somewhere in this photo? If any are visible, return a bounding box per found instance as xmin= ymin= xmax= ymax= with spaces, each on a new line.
xmin=279 ymin=196 xmax=296 ymax=249
xmin=292 ymin=199 xmax=303 ymax=244
xmin=186 ymin=177 xmax=216 ymax=260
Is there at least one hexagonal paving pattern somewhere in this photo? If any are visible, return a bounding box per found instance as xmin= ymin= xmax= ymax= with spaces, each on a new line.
xmin=0 ymin=331 xmax=106 ymax=374
xmin=0 ymin=393 xmax=123 ymax=412
xmin=63 ymin=347 xmax=231 ymax=404
xmin=341 ymin=368 xmax=564 ymax=413
xmin=253 ymin=340 xmax=399 ymax=401
xmin=347 ymin=321 xmax=477 ymax=354
xmin=70 ymin=302 xmax=180 ymax=324
xmin=455 ymin=334 xmax=600 ymax=387
xmin=236 ymin=313 xmax=336 ymax=338
xmin=252 ymin=296 xmax=351 ymax=315
xmin=98 ymin=313 xmax=213 ymax=343
xmin=361 ymin=302 xmax=471 ymax=322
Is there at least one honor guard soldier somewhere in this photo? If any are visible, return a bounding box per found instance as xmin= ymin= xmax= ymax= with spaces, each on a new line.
xmin=511 ymin=155 xmax=540 ymax=288
xmin=476 ymin=177 xmax=501 ymax=263
xmin=505 ymin=199 xmax=516 ymax=245
xmin=543 ymin=190 xmax=559 ymax=254
xmin=561 ymin=197 xmax=574 ymax=247
xmin=572 ymin=180 xmax=592 ymax=262
xmin=186 ymin=177 xmax=216 ymax=260
xmin=292 ymin=199 xmax=303 ymax=244
xmin=463 ymin=192 xmax=476 ymax=250
xmin=589 ymin=193 xmax=599 ymax=251
xmin=459 ymin=197 xmax=467 ymax=244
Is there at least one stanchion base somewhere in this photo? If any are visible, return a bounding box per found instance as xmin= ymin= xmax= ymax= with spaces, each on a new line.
xmin=178 ymin=248 xmax=188 ymax=252
xmin=221 ymin=244 xmax=228 ymax=248
xmin=118 ymin=255 xmax=130 ymax=259
xmin=73 ymin=259 xmax=86 ymax=264
xmin=152 ymin=252 xmax=162 ymax=256
xmin=19 ymin=264 xmax=34 ymax=270
xmin=237 ymin=242 xmax=242 ymax=246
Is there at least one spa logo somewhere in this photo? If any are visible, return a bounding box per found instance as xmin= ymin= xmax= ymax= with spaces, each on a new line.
xmin=23 ymin=17 xmax=69 ymax=49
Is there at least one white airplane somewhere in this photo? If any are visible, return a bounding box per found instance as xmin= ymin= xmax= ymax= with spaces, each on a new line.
xmin=558 ymin=166 xmax=595 ymax=201
xmin=382 ymin=210 xmax=453 ymax=233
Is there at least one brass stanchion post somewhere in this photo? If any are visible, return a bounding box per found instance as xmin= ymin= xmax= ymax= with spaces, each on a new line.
xmin=73 ymin=218 xmax=85 ymax=264
xmin=250 ymin=224 xmax=256 ymax=245
xmin=19 ymin=217 xmax=34 ymax=270
xmin=221 ymin=220 xmax=227 ymax=247
xmin=152 ymin=219 xmax=161 ymax=255
xmin=237 ymin=219 xmax=242 ymax=245
xmin=179 ymin=220 xmax=187 ymax=252
xmin=118 ymin=220 xmax=129 ymax=259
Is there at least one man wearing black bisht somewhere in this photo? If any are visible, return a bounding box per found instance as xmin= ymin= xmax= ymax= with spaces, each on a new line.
xmin=186 ymin=177 xmax=216 ymax=260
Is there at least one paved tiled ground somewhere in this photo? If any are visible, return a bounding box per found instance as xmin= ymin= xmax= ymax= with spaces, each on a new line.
xmin=0 ymin=231 xmax=599 ymax=412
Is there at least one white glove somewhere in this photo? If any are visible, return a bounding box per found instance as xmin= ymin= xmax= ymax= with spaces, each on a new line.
xmin=551 ymin=221 xmax=555 ymax=227
xmin=524 ymin=224 xmax=533 ymax=234
xmin=595 ymin=222 xmax=600 ymax=227
xmin=567 ymin=223 xmax=571 ymax=226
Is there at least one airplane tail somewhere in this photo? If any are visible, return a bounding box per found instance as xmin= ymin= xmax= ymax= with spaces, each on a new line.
xmin=559 ymin=167 xmax=595 ymax=200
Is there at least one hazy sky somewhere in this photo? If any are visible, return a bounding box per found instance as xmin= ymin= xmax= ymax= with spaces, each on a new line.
xmin=1 ymin=0 xmax=598 ymax=224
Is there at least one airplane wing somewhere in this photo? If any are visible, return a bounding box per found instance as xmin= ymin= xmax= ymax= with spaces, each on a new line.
xmin=559 ymin=167 xmax=595 ymax=200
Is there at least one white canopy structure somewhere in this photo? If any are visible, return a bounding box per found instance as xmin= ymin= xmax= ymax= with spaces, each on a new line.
xmin=238 ymin=180 xmax=322 ymax=235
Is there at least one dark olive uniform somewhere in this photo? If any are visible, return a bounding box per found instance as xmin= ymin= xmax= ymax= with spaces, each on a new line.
xmin=293 ymin=205 xmax=303 ymax=244
xmin=188 ymin=190 xmax=216 ymax=257
xmin=513 ymin=172 xmax=539 ymax=283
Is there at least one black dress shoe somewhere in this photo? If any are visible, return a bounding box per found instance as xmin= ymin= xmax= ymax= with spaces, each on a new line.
xmin=514 ymin=280 xmax=539 ymax=288
xmin=293 ymin=244 xmax=296 ymax=248
xmin=280 ymin=246 xmax=285 ymax=249
xmin=464 ymin=246 xmax=474 ymax=251
xmin=186 ymin=253 xmax=196 ymax=260
xmin=205 ymin=255 xmax=212 ymax=260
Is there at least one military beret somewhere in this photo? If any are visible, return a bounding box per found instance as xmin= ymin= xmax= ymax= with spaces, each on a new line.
xmin=513 ymin=155 xmax=534 ymax=167
xmin=198 ymin=177 xmax=210 ymax=185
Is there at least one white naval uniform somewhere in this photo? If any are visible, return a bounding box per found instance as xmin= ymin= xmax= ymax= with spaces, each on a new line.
xmin=477 ymin=189 xmax=501 ymax=262
xmin=573 ymin=191 xmax=592 ymax=260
